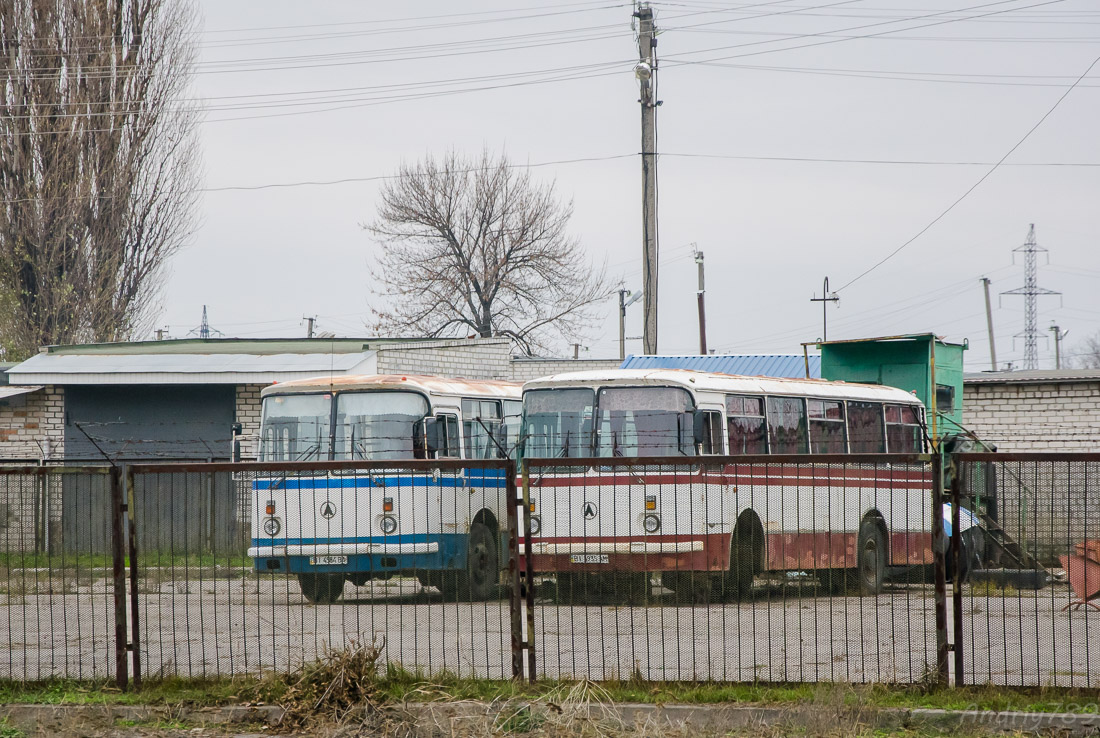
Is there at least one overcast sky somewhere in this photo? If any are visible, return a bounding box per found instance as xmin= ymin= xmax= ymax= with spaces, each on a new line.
xmin=160 ymin=0 xmax=1100 ymax=370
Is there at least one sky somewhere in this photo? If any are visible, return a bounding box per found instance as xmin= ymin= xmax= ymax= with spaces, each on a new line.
xmin=159 ymin=0 xmax=1100 ymax=371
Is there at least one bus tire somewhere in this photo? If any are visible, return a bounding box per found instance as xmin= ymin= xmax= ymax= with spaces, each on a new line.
xmin=298 ymin=573 xmax=344 ymax=604
xmin=856 ymin=521 xmax=887 ymax=596
xmin=441 ymin=522 xmax=499 ymax=601
xmin=721 ymin=514 xmax=762 ymax=601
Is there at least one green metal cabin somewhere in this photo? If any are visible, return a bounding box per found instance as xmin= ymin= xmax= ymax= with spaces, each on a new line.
xmin=813 ymin=333 xmax=967 ymax=442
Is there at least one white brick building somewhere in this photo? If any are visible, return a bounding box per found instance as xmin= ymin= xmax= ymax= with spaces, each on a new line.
xmin=962 ymin=369 xmax=1100 ymax=451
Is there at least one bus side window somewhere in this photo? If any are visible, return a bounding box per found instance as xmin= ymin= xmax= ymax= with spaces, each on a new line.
xmin=808 ymin=399 xmax=846 ymax=453
xmin=698 ymin=410 xmax=725 ymax=455
xmin=847 ymin=401 xmax=885 ymax=452
xmin=502 ymin=400 xmax=522 ymax=459
xmin=766 ymin=396 xmax=808 ymax=454
xmin=725 ymin=395 xmax=767 ymax=454
xmin=885 ymin=404 xmax=922 ymax=452
xmin=463 ymin=399 xmax=503 ymax=459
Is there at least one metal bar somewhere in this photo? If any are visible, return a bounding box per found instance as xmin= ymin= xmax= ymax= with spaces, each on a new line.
xmin=128 ymin=458 xmax=513 ymax=474
xmin=126 ymin=465 xmax=142 ymax=689
xmin=109 ymin=466 xmax=129 ymax=691
xmin=0 ymin=466 xmax=111 ymax=476
xmin=955 ymin=452 xmax=1100 ymax=462
xmin=505 ymin=461 xmax=523 ymax=681
xmin=521 ymin=461 xmax=536 ymax=683
xmin=524 ymin=453 xmax=931 ymax=468
xmin=950 ymin=472 xmax=964 ymax=686
xmin=931 ymin=452 xmax=950 ymax=685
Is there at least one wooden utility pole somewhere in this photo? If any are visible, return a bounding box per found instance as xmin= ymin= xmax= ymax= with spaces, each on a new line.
xmin=981 ymin=277 xmax=997 ymax=371
xmin=695 ymin=249 xmax=707 ymax=354
xmin=635 ymin=3 xmax=659 ymax=354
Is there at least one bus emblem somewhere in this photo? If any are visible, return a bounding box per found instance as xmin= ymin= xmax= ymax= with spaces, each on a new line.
xmin=320 ymin=501 xmax=337 ymax=519
xmin=583 ymin=502 xmax=598 ymax=520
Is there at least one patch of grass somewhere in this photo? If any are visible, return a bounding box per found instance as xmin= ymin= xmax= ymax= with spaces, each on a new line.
xmin=968 ymin=580 xmax=1019 ymax=597
xmin=0 ymin=718 xmax=23 ymax=738
xmin=2 ymin=672 xmax=1098 ymax=720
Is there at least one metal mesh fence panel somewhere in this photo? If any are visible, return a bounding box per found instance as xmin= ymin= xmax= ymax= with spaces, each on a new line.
xmin=0 ymin=467 xmax=117 ymax=681
xmin=522 ymin=455 xmax=939 ymax=683
xmin=955 ymin=453 xmax=1099 ymax=688
xmin=129 ymin=459 xmax=516 ymax=681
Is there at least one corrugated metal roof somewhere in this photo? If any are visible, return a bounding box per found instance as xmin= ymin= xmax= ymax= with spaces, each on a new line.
xmin=620 ymin=354 xmax=820 ymax=379
xmin=964 ymin=368 xmax=1100 ymax=384
xmin=7 ymin=352 xmax=377 ymax=385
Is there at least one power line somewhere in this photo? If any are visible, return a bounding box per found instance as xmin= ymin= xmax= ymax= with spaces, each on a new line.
xmin=835 ymin=46 xmax=1100 ymax=293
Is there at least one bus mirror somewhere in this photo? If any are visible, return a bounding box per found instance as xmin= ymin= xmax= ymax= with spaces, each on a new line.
xmin=423 ymin=417 xmax=441 ymax=455
xmin=692 ymin=411 xmax=707 ymax=446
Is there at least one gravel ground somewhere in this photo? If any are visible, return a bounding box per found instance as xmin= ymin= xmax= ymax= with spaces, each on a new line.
xmin=1 ymin=573 xmax=1097 ymax=687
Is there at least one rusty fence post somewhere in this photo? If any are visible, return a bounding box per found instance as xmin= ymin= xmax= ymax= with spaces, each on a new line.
xmin=109 ymin=465 xmax=129 ymax=691
xmin=126 ymin=465 xmax=142 ymax=689
xmin=931 ymin=452 xmax=950 ymax=686
xmin=521 ymin=461 xmax=536 ymax=683
xmin=950 ymin=470 xmax=964 ymax=686
xmin=505 ymin=461 xmax=524 ymax=681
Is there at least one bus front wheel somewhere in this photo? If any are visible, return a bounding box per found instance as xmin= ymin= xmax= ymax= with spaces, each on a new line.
xmin=440 ymin=522 xmax=499 ymax=601
xmin=298 ymin=573 xmax=345 ymax=604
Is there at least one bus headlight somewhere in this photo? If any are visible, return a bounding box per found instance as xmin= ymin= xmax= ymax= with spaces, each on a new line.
xmin=263 ymin=517 xmax=281 ymax=536
xmin=380 ymin=515 xmax=398 ymax=535
xmin=530 ymin=516 xmax=541 ymax=535
xmin=643 ymin=514 xmax=660 ymax=533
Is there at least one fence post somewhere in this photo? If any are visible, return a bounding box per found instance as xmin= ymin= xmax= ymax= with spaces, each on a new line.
xmin=931 ymin=452 xmax=950 ymax=685
xmin=505 ymin=461 xmax=524 ymax=681
xmin=109 ymin=465 xmax=129 ymax=691
xmin=950 ymin=470 xmax=964 ymax=686
xmin=521 ymin=461 xmax=536 ymax=683
xmin=126 ymin=465 xmax=142 ymax=689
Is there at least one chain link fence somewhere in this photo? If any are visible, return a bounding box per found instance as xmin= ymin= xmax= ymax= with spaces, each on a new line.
xmin=0 ymin=454 xmax=1097 ymax=689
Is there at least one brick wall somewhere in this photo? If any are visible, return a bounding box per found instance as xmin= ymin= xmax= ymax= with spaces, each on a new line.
xmin=0 ymin=387 xmax=64 ymax=461
xmin=962 ymin=379 xmax=1100 ymax=564
xmin=962 ymin=380 xmax=1100 ymax=452
xmin=510 ymin=358 xmax=622 ymax=382
xmin=375 ymin=338 xmax=512 ymax=380
xmin=234 ymin=384 xmax=265 ymax=461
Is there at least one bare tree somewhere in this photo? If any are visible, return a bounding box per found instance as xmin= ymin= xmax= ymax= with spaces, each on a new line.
xmin=0 ymin=0 xmax=201 ymax=358
xmin=1068 ymin=331 xmax=1100 ymax=369
xmin=365 ymin=150 xmax=609 ymax=355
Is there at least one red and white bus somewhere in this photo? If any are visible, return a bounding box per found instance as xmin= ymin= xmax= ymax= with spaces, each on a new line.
xmin=519 ymin=369 xmax=932 ymax=600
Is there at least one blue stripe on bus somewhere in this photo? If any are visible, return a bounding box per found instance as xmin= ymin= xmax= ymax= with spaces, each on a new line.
xmin=251 ymin=533 xmax=435 ymax=547
xmin=252 ymin=472 xmax=506 ymax=491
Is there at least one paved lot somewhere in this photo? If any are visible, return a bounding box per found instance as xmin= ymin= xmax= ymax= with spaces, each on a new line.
xmin=2 ymin=573 xmax=1097 ymax=686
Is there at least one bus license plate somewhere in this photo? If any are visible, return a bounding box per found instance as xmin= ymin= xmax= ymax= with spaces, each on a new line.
xmin=569 ymin=554 xmax=609 ymax=564
xmin=309 ymin=555 xmax=348 ymax=566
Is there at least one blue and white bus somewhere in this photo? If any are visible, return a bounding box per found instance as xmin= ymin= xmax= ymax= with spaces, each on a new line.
xmin=247 ymin=374 xmax=522 ymax=603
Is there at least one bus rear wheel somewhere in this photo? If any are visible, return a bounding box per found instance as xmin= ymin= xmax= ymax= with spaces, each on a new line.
xmin=298 ymin=573 xmax=345 ymax=604
xmin=857 ymin=521 xmax=887 ymax=596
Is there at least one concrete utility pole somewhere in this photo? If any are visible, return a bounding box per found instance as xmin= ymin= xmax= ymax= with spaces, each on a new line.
xmin=981 ymin=277 xmax=998 ymax=371
xmin=810 ymin=277 xmax=839 ymax=342
xmin=1050 ymin=323 xmax=1068 ymax=369
xmin=635 ymin=2 xmax=660 ymax=354
xmin=619 ymin=288 xmax=642 ymax=361
xmin=695 ymin=248 xmax=707 ymax=355
xmin=305 ymin=316 xmax=316 ymax=339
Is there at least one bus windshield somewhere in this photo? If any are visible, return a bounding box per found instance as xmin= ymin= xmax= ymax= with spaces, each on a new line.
xmin=521 ymin=388 xmax=595 ymax=459
xmin=335 ymin=391 xmax=430 ymax=461
xmin=259 ymin=393 xmax=332 ymax=461
xmin=595 ymin=386 xmax=695 ymax=457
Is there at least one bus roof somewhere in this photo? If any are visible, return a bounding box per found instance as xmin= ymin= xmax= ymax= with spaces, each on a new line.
xmin=523 ymin=369 xmax=923 ymax=406
xmin=261 ymin=374 xmax=522 ymax=399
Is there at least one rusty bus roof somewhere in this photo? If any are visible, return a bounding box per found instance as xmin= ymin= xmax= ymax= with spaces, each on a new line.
xmin=523 ymin=368 xmax=922 ymax=406
xmin=261 ymin=373 xmax=522 ymax=399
